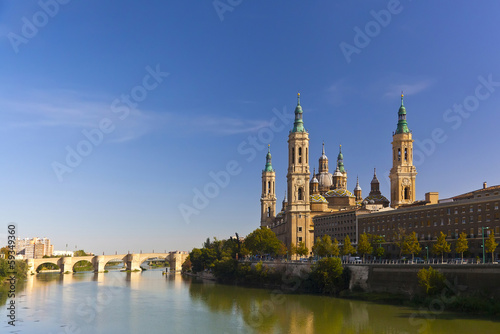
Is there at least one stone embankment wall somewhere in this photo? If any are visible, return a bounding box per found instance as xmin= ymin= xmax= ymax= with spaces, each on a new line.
xmin=348 ymin=264 xmax=500 ymax=298
xmin=255 ymin=261 xmax=500 ymax=298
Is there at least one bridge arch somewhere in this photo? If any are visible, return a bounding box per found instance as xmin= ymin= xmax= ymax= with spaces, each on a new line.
xmin=35 ymin=259 xmax=60 ymax=273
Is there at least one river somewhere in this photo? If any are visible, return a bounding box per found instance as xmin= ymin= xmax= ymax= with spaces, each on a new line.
xmin=1 ymin=269 xmax=499 ymax=333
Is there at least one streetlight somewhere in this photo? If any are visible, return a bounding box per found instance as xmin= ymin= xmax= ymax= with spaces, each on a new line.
xmin=482 ymin=227 xmax=490 ymax=264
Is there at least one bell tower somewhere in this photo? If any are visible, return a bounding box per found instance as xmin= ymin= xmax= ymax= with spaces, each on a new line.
xmin=390 ymin=93 xmax=417 ymax=208
xmin=260 ymin=145 xmax=276 ymax=227
xmin=285 ymin=93 xmax=311 ymax=253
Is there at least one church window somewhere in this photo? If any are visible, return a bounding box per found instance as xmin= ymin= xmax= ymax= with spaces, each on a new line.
xmin=268 ymin=181 xmax=271 ymax=194
xmin=298 ymin=226 xmax=302 ymax=232
xmin=398 ymin=148 xmax=401 ymax=161
xmin=306 ymin=148 xmax=308 ymax=163
xmin=292 ymin=148 xmax=295 ymax=164
xmin=404 ymin=148 xmax=408 ymax=161
xmin=298 ymin=187 xmax=303 ymax=201
xmin=404 ymin=187 xmax=409 ymax=200
xmin=267 ymin=207 xmax=271 ymax=217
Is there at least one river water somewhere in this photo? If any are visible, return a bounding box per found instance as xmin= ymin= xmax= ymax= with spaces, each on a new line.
xmin=1 ymin=269 xmax=499 ymax=334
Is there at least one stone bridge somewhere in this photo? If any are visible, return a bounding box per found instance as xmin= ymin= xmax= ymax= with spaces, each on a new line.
xmin=27 ymin=251 xmax=188 ymax=275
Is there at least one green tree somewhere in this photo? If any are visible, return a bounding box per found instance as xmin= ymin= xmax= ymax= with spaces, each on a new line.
xmin=417 ymin=266 xmax=446 ymax=296
xmin=432 ymin=231 xmax=451 ymax=263
xmin=296 ymin=242 xmax=309 ymax=258
xmin=244 ymin=227 xmax=285 ymax=257
xmin=312 ymin=235 xmax=333 ymax=258
xmin=356 ymin=233 xmax=373 ymax=262
xmin=402 ymin=232 xmax=422 ymax=262
xmin=74 ymin=249 xmax=89 ymax=257
xmin=368 ymin=234 xmax=386 ymax=258
xmin=289 ymin=242 xmax=297 ymax=258
xmin=341 ymin=235 xmax=356 ymax=257
xmin=181 ymin=256 xmax=192 ymax=272
xmin=0 ymin=246 xmax=10 ymax=259
xmin=455 ymin=232 xmax=469 ymax=262
xmin=485 ymin=231 xmax=498 ymax=263
xmin=309 ymin=257 xmax=344 ymax=295
xmin=331 ymin=238 xmax=340 ymax=257
xmin=393 ymin=228 xmax=407 ymax=258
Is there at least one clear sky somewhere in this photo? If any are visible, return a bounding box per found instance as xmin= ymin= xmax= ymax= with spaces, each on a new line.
xmin=1 ymin=1 xmax=499 ymax=254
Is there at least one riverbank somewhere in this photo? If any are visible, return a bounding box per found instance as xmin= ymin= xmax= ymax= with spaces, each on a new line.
xmin=183 ymin=260 xmax=500 ymax=317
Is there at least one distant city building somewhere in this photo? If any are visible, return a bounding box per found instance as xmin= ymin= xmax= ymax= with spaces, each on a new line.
xmin=53 ymin=250 xmax=74 ymax=257
xmin=16 ymin=237 xmax=53 ymax=259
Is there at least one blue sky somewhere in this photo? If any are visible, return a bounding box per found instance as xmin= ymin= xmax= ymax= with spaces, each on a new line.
xmin=1 ymin=1 xmax=499 ymax=254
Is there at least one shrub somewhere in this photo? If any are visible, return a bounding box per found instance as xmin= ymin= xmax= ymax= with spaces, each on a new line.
xmin=417 ymin=266 xmax=446 ymax=296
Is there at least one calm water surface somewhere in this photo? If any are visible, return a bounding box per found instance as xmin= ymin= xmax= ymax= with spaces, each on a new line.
xmin=1 ymin=270 xmax=499 ymax=334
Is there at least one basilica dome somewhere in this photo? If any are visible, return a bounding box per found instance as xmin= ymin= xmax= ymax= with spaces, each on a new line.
xmin=324 ymin=189 xmax=355 ymax=198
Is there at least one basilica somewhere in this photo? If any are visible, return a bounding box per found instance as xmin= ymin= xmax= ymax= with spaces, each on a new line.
xmin=260 ymin=93 xmax=416 ymax=251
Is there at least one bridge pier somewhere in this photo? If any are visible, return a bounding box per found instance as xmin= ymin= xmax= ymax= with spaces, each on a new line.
xmin=27 ymin=259 xmax=36 ymax=275
xmin=60 ymin=257 xmax=73 ymax=273
xmin=94 ymin=256 xmax=106 ymax=273
xmin=126 ymin=254 xmax=142 ymax=271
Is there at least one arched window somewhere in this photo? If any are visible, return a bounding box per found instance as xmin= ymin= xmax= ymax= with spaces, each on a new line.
xmin=267 ymin=207 xmax=271 ymax=217
xmin=292 ymin=148 xmax=295 ymax=164
xmin=268 ymin=181 xmax=271 ymax=194
xmin=298 ymin=187 xmax=303 ymax=201
xmin=298 ymin=147 xmax=302 ymax=163
xmin=404 ymin=148 xmax=408 ymax=161
xmin=404 ymin=187 xmax=409 ymax=200
xmin=398 ymin=148 xmax=401 ymax=161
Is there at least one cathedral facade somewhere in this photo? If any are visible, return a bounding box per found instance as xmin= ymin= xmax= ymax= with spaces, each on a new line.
xmin=260 ymin=93 xmax=414 ymax=254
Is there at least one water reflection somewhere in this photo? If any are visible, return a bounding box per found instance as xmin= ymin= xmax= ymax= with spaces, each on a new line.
xmin=1 ymin=273 xmax=499 ymax=334
xmin=188 ymin=279 xmax=500 ymax=334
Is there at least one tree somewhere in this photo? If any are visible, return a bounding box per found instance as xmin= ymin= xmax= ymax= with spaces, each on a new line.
xmin=312 ymin=235 xmax=333 ymax=258
xmin=393 ymin=228 xmax=407 ymax=258
xmin=402 ymin=232 xmax=422 ymax=262
xmin=356 ymin=233 xmax=373 ymax=262
xmin=74 ymin=249 xmax=89 ymax=257
xmin=331 ymin=238 xmax=340 ymax=257
xmin=296 ymin=242 xmax=309 ymax=257
xmin=485 ymin=231 xmax=498 ymax=263
xmin=455 ymin=232 xmax=469 ymax=262
xmin=341 ymin=235 xmax=356 ymax=257
xmin=0 ymin=247 xmax=10 ymax=259
xmin=368 ymin=234 xmax=385 ymax=258
xmin=309 ymin=257 xmax=344 ymax=295
xmin=244 ymin=227 xmax=285 ymax=257
xmin=289 ymin=242 xmax=297 ymax=258
xmin=432 ymin=231 xmax=451 ymax=263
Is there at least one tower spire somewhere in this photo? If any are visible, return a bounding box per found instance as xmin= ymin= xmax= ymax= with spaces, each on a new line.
xmin=395 ymin=92 xmax=409 ymax=134
xmin=337 ymin=144 xmax=345 ymax=173
xmin=292 ymin=93 xmax=305 ymax=132
xmin=264 ymin=144 xmax=273 ymax=172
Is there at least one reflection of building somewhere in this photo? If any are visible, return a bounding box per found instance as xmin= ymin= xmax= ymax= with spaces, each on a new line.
xmin=16 ymin=237 xmax=53 ymax=259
